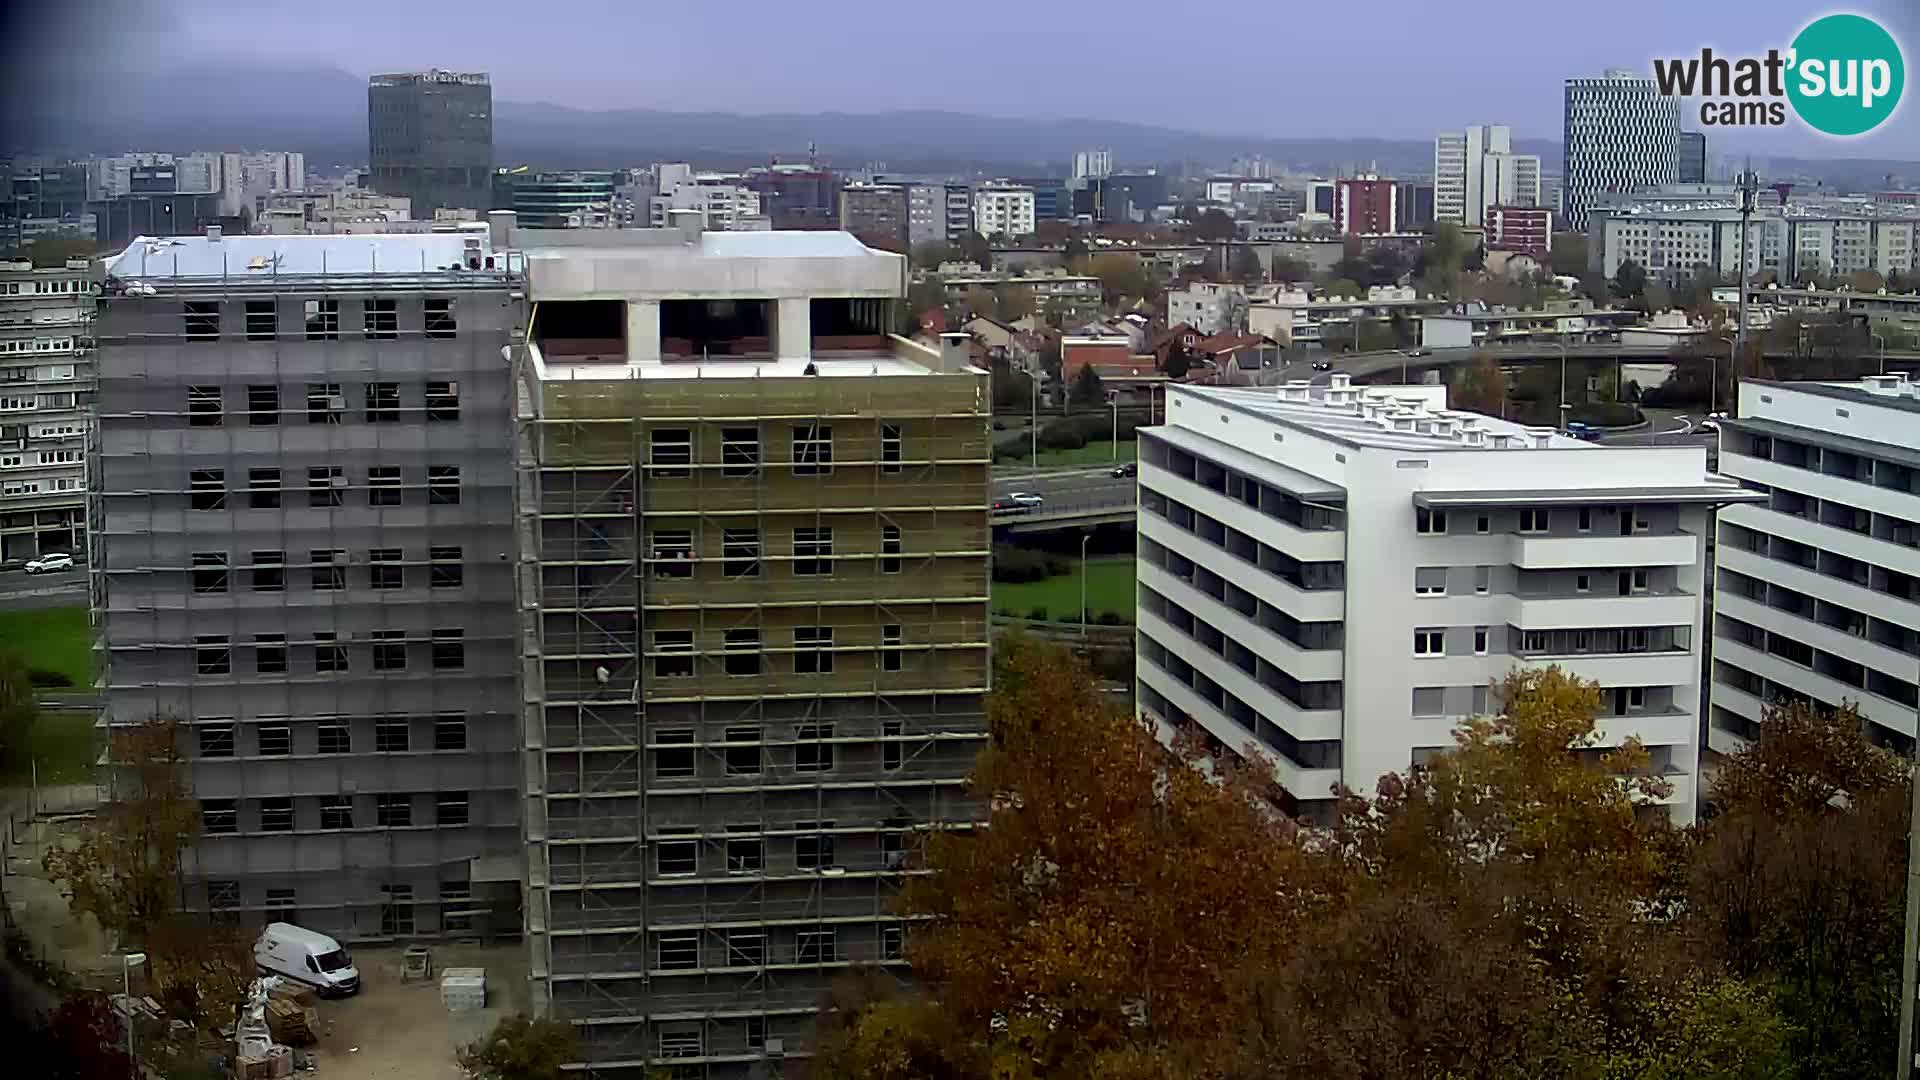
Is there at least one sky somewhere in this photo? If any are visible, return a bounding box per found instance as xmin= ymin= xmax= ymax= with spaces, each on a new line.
xmin=7 ymin=0 xmax=1919 ymax=158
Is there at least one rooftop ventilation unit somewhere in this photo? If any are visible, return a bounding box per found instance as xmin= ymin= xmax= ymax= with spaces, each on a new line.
xmin=1863 ymin=374 xmax=1905 ymax=396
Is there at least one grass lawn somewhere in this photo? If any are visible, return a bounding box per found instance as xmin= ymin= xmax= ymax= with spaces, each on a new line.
xmin=3 ymin=711 xmax=95 ymax=785
xmin=0 ymin=605 xmax=92 ymax=687
xmin=1012 ymin=438 xmax=1138 ymax=468
xmin=993 ymin=556 xmax=1136 ymax=622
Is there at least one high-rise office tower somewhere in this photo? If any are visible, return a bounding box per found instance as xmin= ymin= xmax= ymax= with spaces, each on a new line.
xmin=1562 ymin=70 xmax=1680 ymax=232
xmin=368 ymin=70 xmax=494 ymax=214
xmin=1678 ymin=131 xmax=1708 ymax=184
xmin=93 ymin=224 xmax=524 ymax=939
xmin=1434 ymin=125 xmax=1542 ymax=228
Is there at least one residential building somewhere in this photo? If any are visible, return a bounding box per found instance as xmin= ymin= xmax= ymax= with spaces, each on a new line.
xmin=1562 ymin=70 xmax=1680 ymax=232
xmin=972 ymin=185 xmax=1037 ymax=239
xmin=92 ymin=225 xmax=524 ymax=939
xmin=508 ymin=172 xmax=617 ymax=229
xmin=92 ymin=192 xmax=225 ymax=250
xmin=905 ymin=185 xmax=945 ymax=249
xmin=1594 ymin=203 xmax=1920 ymax=284
xmin=0 ymin=257 xmax=95 ymax=559
xmin=1709 ymin=376 xmax=1920 ymax=763
xmin=943 ymin=184 xmax=973 ymax=242
xmin=516 ymin=226 xmax=988 ymax=1075
xmin=1 ymin=161 xmax=91 ymax=251
xmin=1074 ymin=149 xmax=1113 ymax=180
xmin=1678 ymin=131 xmax=1707 ymax=184
xmin=1136 ymin=375 xmax=1759 ymax=823
xmin=839 ymin=183 xmax=912 ymax=248
xmin=1005 ymin=178 xmax=1071 ymax=222
xmin=1335 ymin=176 xmax=1398 ymax=236
xmin=1485 ymin=205 xmax=1553 ymax=259
xmin=1394 ymin=182 xmax=1437 ymax=230
xmin=1247 ymin=285 xmax=1449 ymax=346
xmin=928 ymin=265 xmax=1102 ymax=321
xmin=368 ymin=70 xmax=494 ymax=213
xmin=1167 ymin=282 xmax=1249 ymax=336
xmin=1434 ymin=125 xmax=1542 ymax=228
xmin=649 ymin=173 xmax=764 ymax=232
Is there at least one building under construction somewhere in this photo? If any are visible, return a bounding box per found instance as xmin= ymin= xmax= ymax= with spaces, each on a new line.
xmin=515 ymin=226 xmax=990 ymax=1076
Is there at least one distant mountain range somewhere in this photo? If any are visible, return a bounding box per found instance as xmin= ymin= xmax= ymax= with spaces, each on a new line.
xmin=13 ymin=63 xmax=1917 ymax=188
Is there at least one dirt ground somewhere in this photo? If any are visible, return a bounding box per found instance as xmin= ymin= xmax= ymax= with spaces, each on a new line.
xmin=304 ymin=942 xmax=529 ymax=1080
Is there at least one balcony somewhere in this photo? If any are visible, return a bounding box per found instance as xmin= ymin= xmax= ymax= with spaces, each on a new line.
xmin=1509 ymin=591 xmax=1697 ymax=630
xmin=1508 ymin=531 xmax=1698 ymax=569
xmin=1513 ymin=649 xmax=1697 ymax=688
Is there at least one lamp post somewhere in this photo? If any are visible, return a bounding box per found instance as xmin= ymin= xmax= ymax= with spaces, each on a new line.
xmin=1873 ymin=331 xmax=1888 ymax=376
xmin=123 ymin=951 xmax=144 ymax=1079
xmin=1029 ymin=364 xmax=1039 ymax=466
xmin=1080 ymin=531 xmax=1092 ymax=638
xmin=1558 ymin=332 xmax=1569 ymax=431
xmin=1108 ymin=392 xmax=1119 ymax=461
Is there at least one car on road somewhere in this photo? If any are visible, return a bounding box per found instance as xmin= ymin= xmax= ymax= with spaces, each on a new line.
xmin=1564 ymin=422 xmax=1603 ymax=442
xmin=1311 ymin=361 xmax=1332 ymax=371
xmin=1403 ymin=347 xmax=1431 ymax=357
xmin=1110 ymin=462 xmax=1137 ymax=478
xmin=24 ymin=553 xmax=74 ymax=574
xmin=990 ymin=499 xmax=1027 ymax=514
xmin=1006 ymin=492 xmax=1043 ymax=507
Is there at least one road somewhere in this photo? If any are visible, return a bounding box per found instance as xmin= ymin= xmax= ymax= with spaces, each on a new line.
xmin=993 ymin=466 xmax=1134 ymax=507
xmin=0 ymin=568 xmax=85 ymax=610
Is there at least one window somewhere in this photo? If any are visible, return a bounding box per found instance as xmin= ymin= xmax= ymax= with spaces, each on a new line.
xmin=1577 ymin=507 xmax=1592 ymax=533
xmin=1630 ymin=568 xmax=1649 ymax=593
xmin=432 ymin=629 xmax=465 ymax=670
xmin=1416 ymin=507 xmax=1447 ymax=534
xmin=364 ymin=382 xmax=400 ymax=422
xmin=793 ymin=527 xmax=833 ymax=576
xmin=370 ymin=548 xmax=404 ymax=589
xmin=314 ymin=631 xmax=347 ymax=672
xmin=1519 ymin=508 xmax=1550 ymax=534
xmin=363 ymin=298 xmax=398 ymax=339
xmin=258 ymin=723 xmax=290 ymax=756
xmin=430 ymin=546 xmax=463 ymax=589
xmin=1575 ymin=573 xmax=1591 ymax=594
xmin=434 ymin=714 xmax=467 ymax=751
xmin=657 ymin=1029 xmax=703 ymax=1060
xmin=207 ymin=880 xmax=241 ymax=919
xmin=1474 ymin=626 xmax=1489 ymax=655
xmin=427 ymin=465 xmax=460 ymax=505
xmin=881 ymin=830 xmax=907 ymax=870
xmin=794 ymin=626 xmax=834 ymax=674
xmin=723 ymin=628 xmax=761 ymax=676
xmin=1474 ymin=566 xmax=1490 ymax=595
xmin=655 ymin=729 xmax=695 ymax=779
xmin=882 ymin=925 xmax=905 ymax=961
xmin=320 ymin=795 xmax=355 ymax=826
xmin=248 ymin=468 xmax=281 ymax=509
xmin=245 ymin=300 xmax=276 ymax=341
xmin=424 ymin=380 xmax=460 ymax=423
xmin=317 ymin=720 xmax=351 ymax=754
xmin=1413 ymin=628 xmax=1444 ymax=656
xmin=1475 ymin=514 xmax=1490 ymax=535
xmin=795 ymin=822 xmax=835 ymax=869
xmin=793 ymin=423 xmax=833 ymax=475
xmin=1626 ymin=629 xmax=1651 ymax=653
xmin=1626 ymin=687 xmax=1646 ymax=710
xmin=372 ymin=630 xmax=407 ymax=671
xmin=655 ymin=832 xmax=697 ymax=876
xmin=721 ymin=427 xmax=760 ymax=477
xmin=726 ymin=828 xmax=764 ymax=873
xmin=882 ymin=624 xmax=903 ymax=673
xmin=190 ymin=469 xmax=226 ymax=510
xmin=655 ymin=932 xmax=699 ymax=972
xmin=196 ymin=634 xmax=231 ymax=675
xmin=306 ymin=382 xmax=343 ymax=424
xmin=260 ymin=797 xmax=293 ymax=832
xmin=201 ymin=799 xmax=238 ymax=835
xmin=376 ymin=717 xmax=410 ymax=753
xmin=198 ymin=722 xmax=235 ymax=757
xmin=722 ymin=528 xmax=760 ymax=578
xmin=649 ymin=428 xmax=692 ymax=477
xmin=795 ymin=927 xmax=836 ymax=963
xmin=652 ymin=630 xmax=694 ymax=678
xmin=795 ymin=724 xmax=834 ymax=772
xmin=881 ymin=525 xmax=902 ymax=574
xmin=375 ymin=794 xmax=412 ymax=827
xmin=440 ymin=882 xmax=472 ymax=932
xmin=183 ymin=301 xmax=221 ymax=341
xmin=726 ymin=929 xmax=765 ymax=966
xmin=724 ymin=726 xmax=761 ymax=775
xmin=252 ymin=550 xmax=284 ymax=592
xmin=367 ymin=466 xmax=402 ymax=507
xmin=189 ymin=385 xmax=222 ymax=426
xmin=304 ymin=299 xmax=339 ymax=340
xmin=1626 ymin=509 xmax=1648 ymax=534
xmin=651 ymin=529 xmax=694 ymax=578
xmin=883 ymin=718 xmax=904 ymax=770
xmin=309 ymin=466 xmax=344 ymax=507
xmin=745 ymin=1016 xmax=766 ymax=1052
xmin=1414 ymin=567 xmax=1447 ymax=596
xmin=436 ymin=791 xmax=469 ymax=827
xmin=247 ymin=385 xmax=279 ymax=426
xmin=881 ymin=422 xmax=902 ymax=474
xmin=424 ymin=298 xmax=457 ymax=339
xmin=255 ymin=634 xmax=287 ymax=675
xmin=192 ymin=552 xmax=229 ymax=594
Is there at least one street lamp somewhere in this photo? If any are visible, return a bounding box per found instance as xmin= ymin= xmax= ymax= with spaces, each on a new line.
xmin=1107 ymin=391 xmax=1119 ymax=461
xmin=1029 ymin=365 xmax=1039 ymax=466
xmin=123 ymin=951 xmax=145 ymax=1079
xmin=1557 ymin=331 xmax=1569 ymax=431
xmin=1873 ymin=330 xmax=1888 ymax=376
xmin=1079 ymin=531 xmax=1092 ymax=638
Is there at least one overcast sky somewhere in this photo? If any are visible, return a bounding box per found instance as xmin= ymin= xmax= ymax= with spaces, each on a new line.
xmin=8 ymin=0 xmax=1918 ymax=157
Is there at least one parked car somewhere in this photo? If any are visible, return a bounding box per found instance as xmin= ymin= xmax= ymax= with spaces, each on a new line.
xmin=1564 ymin=422 xmax=1603 ymax=442
xmin=1006 ymin=492 xmax=1044 ymax=507
xmin=24 ymin=553 xmax=74 ymax=574
xmin=1110 ymin=462 xmax=1137 ymax=478
xmin=254 ymin=922 xmax=361 ymax=997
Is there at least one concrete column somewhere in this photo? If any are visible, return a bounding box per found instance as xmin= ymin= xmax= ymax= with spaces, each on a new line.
xmin=626 ymin=301 xmax=660 ymax=365
xmin=775 ymin=297 xmax=811 ymax=360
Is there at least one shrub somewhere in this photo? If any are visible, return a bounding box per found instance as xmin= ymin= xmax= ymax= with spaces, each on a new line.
xmin=993 ymin=545 xmax=1067 ymax=583
xmin=1095 ymin=611 xmax=1128 ymax=626
xmin=1568 ymin=401 xmax=1641 ymax=427
xmin=28 ymin=668 xmax=73 ymax=688
xmin=1026 ymin=606 xmax=1049 ymax=622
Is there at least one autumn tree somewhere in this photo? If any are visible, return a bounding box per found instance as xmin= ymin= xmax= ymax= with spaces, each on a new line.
xmin=957 ymin=231 xmax=993 ymax=270
xmin=1450 ymin=352 xmax=1508 ymax=417
xmin=1087 ymin=252 xmax=1149 ymax=307
xmin=1189 ymin=208 xmax=1236 ymax=242
xmin=1270 ymin=255 xmax=1314 ymax=284
xmin=1549 ymin=231 xmax=1589 ymax=277
xmin=1069 ymin=363 xmax=1104 ymax=409
xmin=19 ymin=992 xmax=135 ymax=1080
xmin=458 ymin=1014 xmax=581 ymax=1080
xmin=1613 ymin=258 xmax=1648 ymax=299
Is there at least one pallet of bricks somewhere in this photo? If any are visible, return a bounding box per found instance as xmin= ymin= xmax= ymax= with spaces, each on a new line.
xmin=265 ymin=980 xmax=320 ymax=1047
xmin=441 ymin=967 xmax=486 ymax=1011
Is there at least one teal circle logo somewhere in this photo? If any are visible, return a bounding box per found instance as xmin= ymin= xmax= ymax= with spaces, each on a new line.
xmin=1787 ymin=13 xmax=1904 ymax=136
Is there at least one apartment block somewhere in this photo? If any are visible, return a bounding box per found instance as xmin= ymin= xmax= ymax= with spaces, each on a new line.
xmin=1710 ymin=377 xmax=1920 ymax=760
xmin=1135 ymin=376 xmax=1760 ymax=824
xmin=972 ymin=185 xmax=1036 ymax=239
xmin=514 ymin=227 xmax=989 ymax=1076
xmin=0 ymin=257 xmax=95 ymax=559
xmin=1595 ymin=205 xmax=1920 ymax=284
xmin=93 ymin=225 xmax=524 ymax=938
xmin=1434 ymin=125 xmax=1541 ymax=228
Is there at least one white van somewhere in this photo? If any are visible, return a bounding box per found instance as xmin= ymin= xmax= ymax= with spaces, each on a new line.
xmin=254 ymin=922 xmax=361 ymax=997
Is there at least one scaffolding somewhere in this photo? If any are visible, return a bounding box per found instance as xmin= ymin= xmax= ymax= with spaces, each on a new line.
xmin=518 ymin=364 xmax=992 ymax=1077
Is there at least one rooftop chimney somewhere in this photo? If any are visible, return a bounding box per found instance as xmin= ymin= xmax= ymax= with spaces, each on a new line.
xmin=487 ymin=209 xmax=516 ymax=251
xmin=205 ymin=224 xmax=222 ymax=242
xmin=1328 ymin=372 xmax=1352 ymax=390
xmin=939 ymin=332 xmax=972 ymax=374
xmin=1863 ymin=373 xmax=1903 ymax=396
xmin=668 ymin=208 xmax=705 ymax=246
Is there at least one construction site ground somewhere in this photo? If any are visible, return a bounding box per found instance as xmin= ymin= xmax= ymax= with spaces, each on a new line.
xmin=302 ymin=942 xmax=529 ymax=1079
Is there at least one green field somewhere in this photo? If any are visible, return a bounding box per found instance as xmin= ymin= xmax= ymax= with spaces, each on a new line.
xmin=0 ymin=605 xmax=92 ymax=687
xmin=992 ymin=557 xmax=1136 ymax=622
xmin=3 ymin=711 xmax=95 ymax=784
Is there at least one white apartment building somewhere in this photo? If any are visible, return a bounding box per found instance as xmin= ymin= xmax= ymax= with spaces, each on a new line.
xmin=1710 ymin=377 xmax=1920 ymax=761
xmin=1135 ymin=376 xmax=1760 ymax=823
xmin=1597 ymin=206 xmax=1920 ymax=283
xmin=648 ymin=173 xmax=764 ymax=231
xmin=89 ymin=152 xmax=305 ymax=215
xmin=1167 ymin=282 xmax=1248 ymax=335
xmin=1563 ymin=70 xmax=1680 ymax=232
xmin=1434 ymin=125 xmax=1541 ymax=228
xmin=0 ymin=258 xmax=96 ymax=559
xmin=972 ymin=185 xmax=1036 ymax=239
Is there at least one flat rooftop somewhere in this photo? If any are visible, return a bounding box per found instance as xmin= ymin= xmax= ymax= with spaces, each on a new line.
xmin=1749 ymin=377 xmax=1920 ymax=415
xmin=103 ymin=231 xmax=513 ymax=282
xmin=528 ymin=351 xmax=941 ymax=382
xmin=521 ymin=229 xmax=903 ymax=301
xmin=1183 ymin=382 xmax=1590 ymax=453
